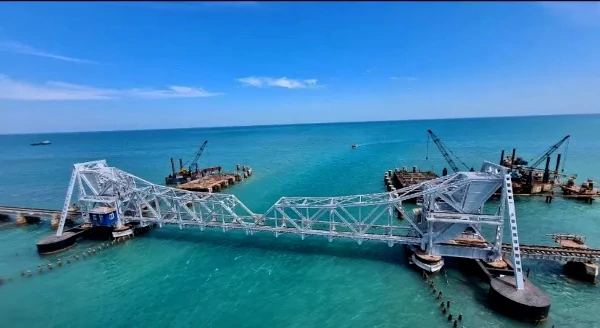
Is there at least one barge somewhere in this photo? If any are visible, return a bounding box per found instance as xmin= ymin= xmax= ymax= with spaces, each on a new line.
xmin=177 ymin=165 xmax=253 ymax=193
xmin=386 ymin=166 xmax=438 ymax=203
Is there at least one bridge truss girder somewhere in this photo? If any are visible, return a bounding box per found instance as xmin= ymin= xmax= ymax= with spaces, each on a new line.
xmin=55 ymin=160 xmax=521 ymax=288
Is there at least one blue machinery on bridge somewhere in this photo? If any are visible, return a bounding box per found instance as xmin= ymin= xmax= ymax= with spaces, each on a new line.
xmin=39 ymin=159 xmax=554 ymax=321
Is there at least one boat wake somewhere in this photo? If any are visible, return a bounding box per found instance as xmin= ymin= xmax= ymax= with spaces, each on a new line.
xmin=354 ymin=139 xmax=405 ymax=148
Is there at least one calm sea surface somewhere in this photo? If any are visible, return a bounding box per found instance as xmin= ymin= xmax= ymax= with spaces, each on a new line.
xmin=1 ymin=115 xmax=599 ymax=328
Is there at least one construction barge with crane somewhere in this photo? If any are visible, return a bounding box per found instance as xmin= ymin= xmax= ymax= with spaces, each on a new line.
xmin=384 ymin=130 xmax=474 ymax=203
xmin=384 ymin=131 xmax=596 ymax=203
xmin=497 ymin=135 xmax=571 ymax=195
xmin=498 ymin=135 xmax=597 ymax=203
xmin=164 ymin=140 xmax=253 ymax=193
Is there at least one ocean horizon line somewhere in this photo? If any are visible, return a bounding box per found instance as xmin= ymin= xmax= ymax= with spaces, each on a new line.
xmin=2 ymin=112 xmax=597 ymax=136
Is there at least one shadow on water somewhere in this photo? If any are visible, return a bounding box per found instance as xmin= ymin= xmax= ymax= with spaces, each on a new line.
xmin=142 ymin=226 xmax=409 ymax=265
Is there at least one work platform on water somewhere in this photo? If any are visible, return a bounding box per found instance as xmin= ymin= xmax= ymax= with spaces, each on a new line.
xmin=396 ymin=130 xmax=593 ymax=205
xmin=384 ymin=166 xmax=438 ymax=204
xmin=176 ymin=165 xmax=253 ymax=193
xmin=164 ymin=140 xmax=253 ymax=192
xmin=2 ymin=159 xmax=599 ymax=323
xmin=497 ymin=135 xmax=598 ymax=205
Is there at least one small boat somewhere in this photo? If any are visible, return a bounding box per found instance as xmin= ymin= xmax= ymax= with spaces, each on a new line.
xmin=31 ymin=140 xmax=51 ymax=146
xmin=351 ymin=144 xmax=357 ymax=149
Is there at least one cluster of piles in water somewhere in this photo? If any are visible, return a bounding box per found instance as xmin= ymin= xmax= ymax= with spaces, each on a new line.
xmin=0 ymin=234 xmax=133 ymax=287
xmin=421 ymin=271 xmax=464 ymax=328
xmin=0 ymin=205 xmax=80 ymax=228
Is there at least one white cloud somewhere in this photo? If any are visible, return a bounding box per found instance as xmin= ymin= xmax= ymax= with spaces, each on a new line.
xmin=390 ymin=76 xmax=418 ymax=81
xmin=237 ymin=76 xmax=320 ymax=89
xmin=122 ymin=86 xmax=222 ymax=99
xmin=539 ymin=2 xmax=600 ymax=27
xmin=237 ymin=77 xmax=263 ymax=87
xmin=0 ymin=75 xmax=223 ymax=101
xmin=0 ymin=41 xmax=102 ymax=64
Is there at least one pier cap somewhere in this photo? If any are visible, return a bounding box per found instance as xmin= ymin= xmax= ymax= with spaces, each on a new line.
xmin=489 ymin=276 xmax=551 ymax=322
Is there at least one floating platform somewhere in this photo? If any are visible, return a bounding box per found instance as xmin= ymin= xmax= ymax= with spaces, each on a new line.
xmin=491 ymin=189 xmax=597 ymax=204
xmin=166 ymin=166 xmax=223 ymax=186
xmin=491 ymin=183 xmax=553 ymax=199
xmin=384 ymin=166 xmax=438 ymax=203
xmin=178 ymin=166 xmax=252 ymax=193
xmin=558 ymin=180 xmax=598 ymax=203
xmin=515 ymin=181 xmax=553 ymax=194
xmin=166 ymin=165 xmax=252 ymax=187
xmin=552 ymin=233 xmax=588 ymax=249
xmin=550 ymin=234 xmax=598 ymax=282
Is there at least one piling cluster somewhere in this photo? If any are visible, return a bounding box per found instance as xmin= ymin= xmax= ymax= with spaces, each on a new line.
xmin=421 ymin=271 xmax=464 ymax=328
xmin=4 ymin=209 xmax=78 ymax=229
xmin=15 ymin=214 xmax=41 ymax=225
xmin=0 ymin=234 xmax=134 ymax=287
xmin=384 ymin=170 xmax=396 ymax=192
xmin=384 ymin=171 xmax=406 ymax=220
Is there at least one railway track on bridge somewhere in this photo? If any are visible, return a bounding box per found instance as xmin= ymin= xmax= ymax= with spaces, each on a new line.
xmin=0 ymin=206 xmax=79 ymax=216
xmin=3 ymin=204 xmax=600 ymax=261
xmin=501 ymin=243 xmax=600 ymax=262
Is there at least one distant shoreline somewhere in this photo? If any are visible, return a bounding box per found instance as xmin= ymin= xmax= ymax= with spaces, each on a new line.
xmin=1 ymin=112 xmax=597 ymax=136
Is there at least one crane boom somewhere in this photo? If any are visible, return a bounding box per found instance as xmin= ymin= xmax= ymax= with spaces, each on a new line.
xmin=184 ymin=140 xmax=209 ymax=173
xmin=527 ymin=135 xmax=570 ymax=169
xmin=427 ymin=130 xmax=470 ymax=173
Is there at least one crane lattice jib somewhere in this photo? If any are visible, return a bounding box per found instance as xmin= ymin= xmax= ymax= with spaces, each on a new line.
xmin=528 ymin=135 xmax=570 ymax=169
xmin=183 ymin=140 xmax=208 ymax=171
xmin=427 ymin=130 xmax=470 ymax=173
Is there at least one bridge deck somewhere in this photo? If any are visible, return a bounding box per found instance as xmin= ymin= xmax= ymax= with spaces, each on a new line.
xmin=129 ymin=216 xmax=422 ymax=245
xmin=0 ymin=206 xmax=79 ymax=216
xmin=501 ymin=244 xmax=600 ymax=263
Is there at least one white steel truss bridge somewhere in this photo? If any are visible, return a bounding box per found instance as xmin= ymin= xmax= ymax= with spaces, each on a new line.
xmin=55 ymin=160 xmax=525 ymax=290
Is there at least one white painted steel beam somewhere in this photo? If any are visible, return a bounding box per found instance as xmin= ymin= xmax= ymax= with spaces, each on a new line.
xmin=53 ymin=159 xmax=525 ymax=289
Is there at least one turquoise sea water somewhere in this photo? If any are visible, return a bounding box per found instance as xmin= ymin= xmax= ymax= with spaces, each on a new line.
xmin=1 ymin=114 xmax=600 ymax=328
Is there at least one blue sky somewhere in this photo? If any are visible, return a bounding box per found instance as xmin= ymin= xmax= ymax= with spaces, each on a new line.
xmin=0 ymin=1 xmax=599 ymax=133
